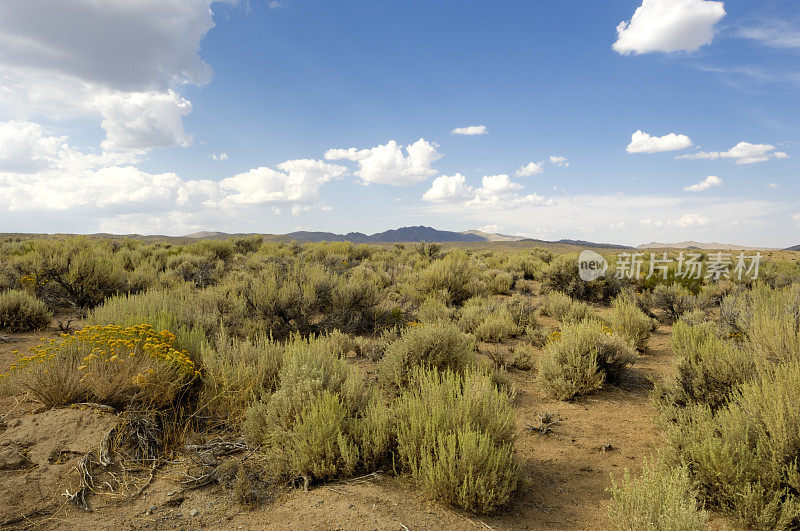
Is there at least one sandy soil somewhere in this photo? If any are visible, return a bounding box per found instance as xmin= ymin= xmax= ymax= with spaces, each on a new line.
xmin=0 ymin=320 xmax=680 ymax=530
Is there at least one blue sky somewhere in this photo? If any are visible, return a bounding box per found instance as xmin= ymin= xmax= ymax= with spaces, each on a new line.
xmin=0 ymin=0 xmax=797 ymax=246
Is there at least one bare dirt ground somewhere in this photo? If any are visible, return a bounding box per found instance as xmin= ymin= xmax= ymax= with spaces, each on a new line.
xmin=0 ymin=321 xmax=679 ymax=530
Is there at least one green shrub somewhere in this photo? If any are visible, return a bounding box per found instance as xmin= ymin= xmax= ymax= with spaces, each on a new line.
xmin=0 ymin=289 xmax=52 ymax=331
xmin=662 ymin=360 xmax=800 ymax=529
xmin=417 ymin=296 xmax=453 ymax=324
xmin=541 ymin=291 xmax=591 ymax=323
xmin=650 ymin=283 xmax=697 ymax=324
xmin=89 ymin=287 xmax=211 ymax=357
xmin=510 ymin=343 xmax=536 ymax=370
xmin=541 ymin=255 xmax=625 ymax=303
xmin=30 ymin=238 xmax=128 ymax=309
xmin=537 ymin=319 xmax=636 ymax=400
xmin=659 ymin=323 xmax=755 ymax=412
xmin=485 ymin=270 xmax=514 ymax=295
xmin=242 ymin=333 xmax=383 ymax=486
xmin=740 ymin=284 xmax=800 ymax=362
xmin=378 ymin=323 xmax=476 ymax=389
xmin=415 ymin=251 xmax=479 ymax=305
xmin=607 ymin=456 xmax=708 ymax=530
xmin=457 ymin=296 xmax=491 ymax=332
xmin=505 ymin=293 xmax=539 ymax=329
xmin=395 ymin=367 xmax=518 ymax=513
xmin=198 ymin=330 xmax=284 ymax=427
xmin=607 ymin=296 xmax=656 ymax=351
xmin=473 ymin=307 xmax=521 ymax=343
xmin=166 ymin=253 xmax=224 ymax=287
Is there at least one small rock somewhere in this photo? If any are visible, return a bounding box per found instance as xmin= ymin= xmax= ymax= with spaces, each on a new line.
xmin=189 ymin=508 xmax=199 ymax=517
xmin=601 ymin=443 xmax=614 ymax=453
xmin=147 ymin=505 xmax=157 ymax=514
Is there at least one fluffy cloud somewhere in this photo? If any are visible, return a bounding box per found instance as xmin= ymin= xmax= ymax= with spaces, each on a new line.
xmin=0 ymin=0 xmax=218 ymax=153
xmin=0 ymin=120 xmax=66 ymax=173
xmin=96 ymin=90 xmax=193 ymax=151
xmin=626 ymin=130 xmax=693 ymax=153
xmin=0 ymin=0 xmax=213 ymax=93
xmin=421 ymin=173 xmax=551 ymax=209
xmin=220 ymin=159 xmax=346 ymax=205
xmin=516 ymin=162 xmax=544 ymax=177
xmin=549 ymin=155 xmax=570 ymax=167
xmin=451 ymin=125 xmax=487 ymax=135
xmin=0 ymin=166 xmax=189 ymax=212
xmin=422 ymin=173 xmax=474 ymax=203
xmin=676 ymin=142 xmax=787 ymax=164
xmin=672 ymin=213 xmax=711 ymax=227
xmin=684 ymin=175 xmax=722 ymax=192
xmin=467 ymin=174 xmax=551 ymax=208
xmin=613 ymin=0 xmax=726 ymax=55
xmin=0 ymin=119 xmax=344 ymax=217
xmin=210 ymin=152 xmax=229 ymax=161
xmin=325 ymin=138 xmax=441 ymax=185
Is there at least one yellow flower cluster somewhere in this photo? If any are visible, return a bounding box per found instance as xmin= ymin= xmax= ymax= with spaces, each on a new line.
xmin=601 ymin=325 xmax=624 ymax=337
xmin=19 ymin=274 xmax=48 ymax=288
xmin=3 ymin=324 xmax=198 ymax=379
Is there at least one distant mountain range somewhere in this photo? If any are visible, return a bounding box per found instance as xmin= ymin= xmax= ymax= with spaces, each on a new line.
xmin=4 ymin=228 xmax=795 ymax=251
xmin=638 ymin=241 xmax=778 ymax=251
xmin=283 ymin=226 xmax=485 ymax=243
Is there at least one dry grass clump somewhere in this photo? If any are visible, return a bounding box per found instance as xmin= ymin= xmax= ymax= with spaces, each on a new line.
xmin=394 ymin=367 xmax=518 ymax=513
xmin=541 ymin=291 xmax=591 ymax=323
xmin=607 ymin=296 xmax=657 ymax=351
xmin=378 ymin=323 xmax=476 ymax=389
xmin=606 ymin=456 xmax=708 ymax=530
xmin=0 ymin=289 xmax=52 ymax=331
xmin=3 ymin=324 xmax=198 ymax=408
xmin=537 ymin=319 xmax=636 ymax=400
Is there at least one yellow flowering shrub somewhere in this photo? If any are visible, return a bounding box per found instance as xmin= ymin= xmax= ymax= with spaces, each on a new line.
xmin=3 ymin=324 xmax=198 ymax=409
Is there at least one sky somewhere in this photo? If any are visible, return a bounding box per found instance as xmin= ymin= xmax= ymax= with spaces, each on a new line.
xmin=0 ymin=0 xmax=798 ymax=247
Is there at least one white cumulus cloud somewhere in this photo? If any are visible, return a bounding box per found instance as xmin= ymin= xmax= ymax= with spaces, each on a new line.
xmin=684 ymin=175 xmax=722 ymax=192
xmin=96 ymin=90 xmax=193 ymax=152
xmin=324 ymin=138 xmax=441 ymax=186
xmin=516 ymin=162 xmax=544 ymax=177
xmin=0 ymin=120 xmax=66 ymax=173
xmin=626 ymin=130 xmax=693 ymax=153
xmin=676 ymin=142 xmax=787 ymax=164
xmin=451 ymin=125 xmax=487 ymax=135
xmin=0 ymin=0 xmax=218 ymax=154
xmin=613 ymin=0 xmax=726 ymax=55
xmin=672 ymin=213 xmax=711 ymax=227
xmin=549 ymin=155 xmax=570 ymax=167
xmin=220 ymin=159 xmax=347 ymax=205
xmin=422 ymin=173 xmax=474 ymax=203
